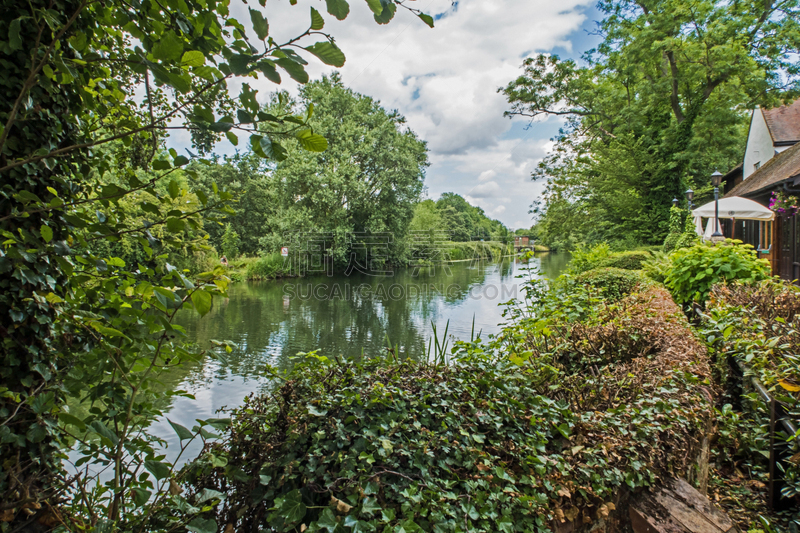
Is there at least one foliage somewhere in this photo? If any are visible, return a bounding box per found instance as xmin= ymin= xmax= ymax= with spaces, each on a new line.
xmin=575 ymin=267 xmax=652 ymax=302
xmin=595 ymin=250 xmax=652 ymax=271
xmin=0 ymin=0 xmax=432 ymax=524
xmin=566 ymin=242 xmax=612 ymax=275
xmin=221 ymin=223 xmax=241 ymax=260
xmin=769 ymin=191 xmax=799 ymax=216
xmin=245 ymin=252 xmax=292 ymax=280
xmin=663 ymin=241 xmax=770 ymax=305
xmin=505 ymin=0 xmax=800 ymax=246
xmin=641 ymin=251 xmax=672 ymax=284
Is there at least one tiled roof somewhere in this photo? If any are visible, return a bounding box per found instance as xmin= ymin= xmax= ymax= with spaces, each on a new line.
xmin=763 ymin=100 xmax=800 ymax=145
xmin=726 ymin=141 xmax=800 ymax=197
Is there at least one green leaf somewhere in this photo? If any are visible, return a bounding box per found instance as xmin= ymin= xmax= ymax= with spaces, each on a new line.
xmin=166 ymin=217 xmax=185 ymax=233
xmin=186 ymin=517 xmax=217 ymax=533
xmin=417 ymin=13 xmax=434 ymax=28
xmin=90 ymin=421 xmax=119 ymax=446
xmin=205 ymin=418 xmax=231 ymax=430
xmin=168 ymin=419 xmax=194 ymax=441
xmin=168 ymin=179 xmax=180 ymax=199
xmin=192 ymin=289 xmax=213 ymax=317
xmin=250 ymin=8 xmax=270 ymax=40
xmin=305 ymin=42 xmax=346 ymax=67
xmin=40 ymin=225 xmax=53 ymax=243
xmin=257 ymin=61 xmax=281 ymax=84
xmin=275 ymin=58 xmax=309 ymax=84
xmin=152 ymin=32 xmax=184 ymax=62
xmin=361 ymin=497 xmax=381 ymax=516
xmin=307 ymin=404 xmax=328 ymax=416
xmin=310 ymin=7 xmax=325 ymax=30
xmin=365 ymin=0 xmax=383 ymax=15
xmin=174 ymin=155 xmax=189 ymax=166
xmin=316 ymin=508 xmax=339 ymax=532
xmin=226 ymin=131 xmax=239 ymax=146
xmin=58 ymin=412 xmax=86 ymax=431
xmin=325 ymin=0 xmax=350 ymax=20
xmin=374 ymin=2 xmax=396 ymax=24
xmin=8 ymin=18 xmax=22 ymax=51
xmin=153 ymin=159 xmax=172 ymax=170
xmin=296 ymin=130 xmax=328 ymax=152
xmin=281 ymin=489 xmax=307 ymax=524
xmin=181 ymin=50 xmax=205 ymax=67
xmin=144 ymin=459 xmax=171 ymax=480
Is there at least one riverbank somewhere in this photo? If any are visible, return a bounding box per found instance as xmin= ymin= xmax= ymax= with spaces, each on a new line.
xmin=225 ymin=241 xmax=516 ymax=282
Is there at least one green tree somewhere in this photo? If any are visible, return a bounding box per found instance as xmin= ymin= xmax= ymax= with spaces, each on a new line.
xmin=0 ymin=0 xmax=432 ymax=525
xmin=263 ymin=75 xmax=430 ymax=265
xmin=222 ymin=223 xmax=241 ymax=259
xmin=504 ymin=0 xmax=800 ymax=247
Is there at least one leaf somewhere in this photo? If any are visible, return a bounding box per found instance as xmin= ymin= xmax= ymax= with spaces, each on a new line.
xmin=325 ymin=0 xmax=350 ymax=20
xmin=316 ymin=509 xmax=339 ymax=532
xmin=90 ymin=421 xmax=119 ymax=446
xmin=174 ymin=155 xmax=189 ymax=166
xmin=275 ymin=58 xmax=309 ymax=84
xmin=205 ymin=418 xmax=231 ymax=430
xmin=8 ymin=18 xmax=22 ymax=51
xmin=186 ymin=517 xmax=217 ymax=533
xmin=169 ymin=419 xmax=194 ymax=441
xmin=144 ymin=459 xmax=171 ymax=480
xmin=307 ymin=404 xmax=328 ymax=416
xmin=166 ymin=217 xmax=185 ymax=233
xmin=310 ymin=7 xmax=325 ymax=30
xmin=296 ymin=130 xmax=328 ymax=152
xmin=305 ymin=42 xmax=346 ymax=67
xmin=226 ymin=131 xmax=239 ymax=146
xmin=249 ymin=8 xmax=270 ymax=40
xmin=779 ymin=379 xmax=800 ymax=392
xmin=417 ymin=13 xmax=434 ymax=28
xmin=168 ymin=179 xmax=180 ymax=199
xmin=192 ymin=289 xmax=213 ymax=317
xmin=361 ymin=497 xmax=381 ymax=516
xmin=181 ymin=50 xmax=205 ymax=67
xmin=281 ymin=489 xmax=307 ymax=524
xmin=257 ymin=61 xmax=281 ymax=84
xmin=196 ymin=488 xmax=225 ymax=504
xmin=152 ymin=32 xmax=184 ymax=62
xmin=365 ymin=0 xmax=383 ymax=15
xmin=373 ymin=2 xmax=396 ymax=24
xmin=58 ymin=412 xmax=86 ymax=431
xmin=40 ymin=225 xmax=53 ymax=243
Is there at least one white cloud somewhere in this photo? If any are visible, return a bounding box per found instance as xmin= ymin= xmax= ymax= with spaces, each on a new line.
xmin=165 ymin=0 xmax=594 ymax=226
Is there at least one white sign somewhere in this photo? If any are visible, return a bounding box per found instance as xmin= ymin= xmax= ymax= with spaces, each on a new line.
xmin=281 ymin=247 xmax=289 ymax=257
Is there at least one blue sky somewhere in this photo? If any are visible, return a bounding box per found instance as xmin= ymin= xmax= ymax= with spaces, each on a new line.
xmin=167 ymin=0 xmax=604 ymax=229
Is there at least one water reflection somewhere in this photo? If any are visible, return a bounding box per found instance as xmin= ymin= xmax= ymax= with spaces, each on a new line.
xmin=150 ymin=254 xmax=569 ymax=458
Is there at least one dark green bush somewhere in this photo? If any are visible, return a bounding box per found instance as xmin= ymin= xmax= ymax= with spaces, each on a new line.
xmin=595 ymin=250 xmax=652 ymax=270
xmin=245 ymin=252 xmax=292 ymax=280
xmin=575 ymin=267 xmax=650 ymax=301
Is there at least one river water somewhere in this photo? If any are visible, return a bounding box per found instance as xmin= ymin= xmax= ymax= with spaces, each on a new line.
xmin=150 ymin=252 xmax=570 ymax=460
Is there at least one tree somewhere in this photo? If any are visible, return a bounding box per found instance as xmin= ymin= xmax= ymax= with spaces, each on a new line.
xmin=503 ymin=0 xmax=800 ymax=247
xmin=222 ymin=223 xmax=241 ymax=259
xmin=264 ymin=75 xmax=430 ymax=266
xmin=0 ymin=0 xmax=433 ymax=524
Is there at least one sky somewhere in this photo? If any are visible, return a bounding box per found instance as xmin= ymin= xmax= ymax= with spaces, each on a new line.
xmin=169 ymin=0 xmax=603 ymax=229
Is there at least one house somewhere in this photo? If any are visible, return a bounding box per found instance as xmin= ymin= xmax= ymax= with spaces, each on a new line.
xmin=725 ymin=100 xmax=800 ymax=280
xmin=514 ymin=235 xmax=530 ymax=250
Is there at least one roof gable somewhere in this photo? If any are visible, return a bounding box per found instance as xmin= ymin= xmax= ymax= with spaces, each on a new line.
xmin=762 ymin=99 xmax=800 ymax=145
xmin=727 ymin=140 xmax=800 ymax=197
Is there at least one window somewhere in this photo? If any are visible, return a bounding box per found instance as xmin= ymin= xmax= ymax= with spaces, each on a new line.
xmin=755 ymin=161 xmax=761 ymax=170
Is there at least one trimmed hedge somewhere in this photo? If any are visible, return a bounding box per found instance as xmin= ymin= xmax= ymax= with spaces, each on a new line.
xmin=595 ymin=250 xmax=651 ymax=271
xmin=575 ymin=267 xmax=651 ymax=302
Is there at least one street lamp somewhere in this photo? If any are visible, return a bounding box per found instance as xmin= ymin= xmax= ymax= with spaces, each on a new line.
xmin=710 ymin=171 xmax=724 ymax=242
xmin=672 ymin=198 xmax=679 ymax=208
xmin=685 ymin=189 xmax=694 ymax=211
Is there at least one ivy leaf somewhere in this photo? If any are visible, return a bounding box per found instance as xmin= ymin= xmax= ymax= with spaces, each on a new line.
xmin=305 ymin=42 xmax=346 ymax=67
xmin=40 ymin=225 xmax=53 ymax=243
xmin=168 ymin=419 xmax=194 ymax=441
xmin=296 ymin=130 xmax=328 ymax=152
xmin=280 ymin=489 xmax=307 ymax=524
xmin=191 ymin=289 xmax=213 ymax=317
xmin=310 ymin=7 xmax=325 ymax=30
xmin=316 ymin=508 xmax=339 ymax=532
xmin=325 ymin=0 xmax=350 ymax=20
xmin=249 ymin=8 xmax=270 ymax=40
xmin=361 ymin=497 xmax=381 ymax=516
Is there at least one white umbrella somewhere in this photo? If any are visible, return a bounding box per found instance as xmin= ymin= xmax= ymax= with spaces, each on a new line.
xmin=692 ymin=196 xmax=774 ymax=221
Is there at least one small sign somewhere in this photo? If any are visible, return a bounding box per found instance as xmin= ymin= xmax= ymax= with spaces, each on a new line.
xmin=281 ymin=247 xmax=289 ymax=257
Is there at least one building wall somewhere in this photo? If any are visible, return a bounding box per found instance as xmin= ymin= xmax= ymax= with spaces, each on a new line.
xmin=744 ymin=109 xmax=777 ymax=179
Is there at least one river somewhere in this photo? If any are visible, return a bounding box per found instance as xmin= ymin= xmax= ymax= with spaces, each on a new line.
xmin=149 ymin=252 xmax=570 ymax=460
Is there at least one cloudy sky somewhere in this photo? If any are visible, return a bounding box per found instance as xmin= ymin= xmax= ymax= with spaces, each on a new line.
xmin=171 ymin=0 xmax=602 ymax=229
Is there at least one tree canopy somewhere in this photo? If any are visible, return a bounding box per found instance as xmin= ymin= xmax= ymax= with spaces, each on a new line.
xmin=503 ymin=0 xmax=800 ymax=249
xmin=0 ymin=0 xmax=432 ymax=525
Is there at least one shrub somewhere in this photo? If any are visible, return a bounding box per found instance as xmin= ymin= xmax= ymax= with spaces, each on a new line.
xmin=595 ymin=250 xmax=652 ymax=270
xmin=664 ymin=241 xmax=770 ymax=305
xmin=222 ymin=223 xmax=241 ymax=259
xmin=245 ymin=252 xmax=291 ymax=280
xmin=575 ymin=267 xmax=650 ymax=301
xmin=641 ymin=251 xmax=671 ymax=284
xmin=567 ymin=242 xmax=612 ymax=275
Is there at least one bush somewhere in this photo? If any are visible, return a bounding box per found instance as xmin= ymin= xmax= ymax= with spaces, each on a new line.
xmin=595 ymin=250 xmax=652 ymax=270
xmin=575 ymin=267 xmax=651 ymax=301
xmin=567 ymin=242 xmax=612 ymax=275
xmin=641 ymin=251 xmax=671 ymax=284
xmin=245 ymin=252 xmax=291 ymax=280
xmin=663 ymin=241 xmax=770 ymax=305
xmin=222 ymin=223 xmax=241 ymax=259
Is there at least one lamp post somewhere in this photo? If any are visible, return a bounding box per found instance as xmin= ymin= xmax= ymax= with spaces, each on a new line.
xmin=685 ymin=189 xmax=694 ymax=211
xmin=672 ymin=198 xmax=679 ymax=208
xmin=710 ymin=170 xmax=724 ymax=242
